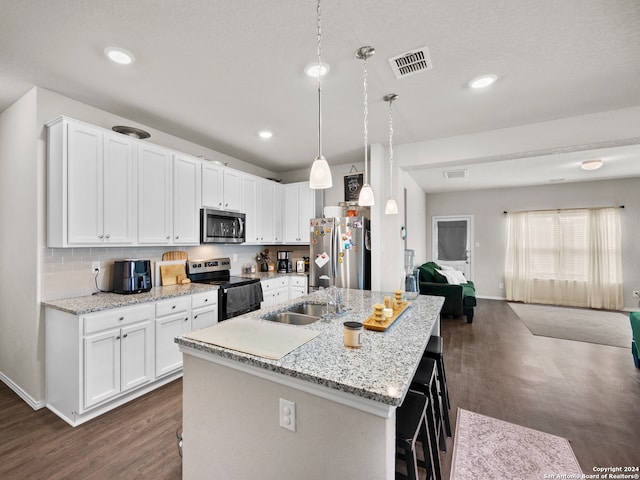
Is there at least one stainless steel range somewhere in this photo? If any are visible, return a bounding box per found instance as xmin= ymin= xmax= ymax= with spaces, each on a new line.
xmin=187 ymin=257 xmax=263 ymax=321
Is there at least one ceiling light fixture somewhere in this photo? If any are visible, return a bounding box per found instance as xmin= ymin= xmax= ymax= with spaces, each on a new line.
xmin=581 ymin=159 xmax=603 ymax=171
xmin=356 ymin=46 xmax=375 ymax=207
xmin=305 ymin=62 xmax=330 ymax=78
xmin=104 ymin=46 xmax=135 ymax=65
xmin=468 ymin=74 xmax=497 ymax=89
xmin=308 ymin=0 xmax=332 ymax=190
xmin=383 ymin=93 xmax=398 ymax=215
xmin=258 ymin=130 xmax=273 ymax=139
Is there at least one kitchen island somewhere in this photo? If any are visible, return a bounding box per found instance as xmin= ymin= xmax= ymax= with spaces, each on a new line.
xmin=176 ymin=288 xmax=443 ymax=480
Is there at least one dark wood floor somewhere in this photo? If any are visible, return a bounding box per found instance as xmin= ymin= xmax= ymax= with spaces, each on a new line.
xmin=2 ymin=299 xmax=638 ymax=479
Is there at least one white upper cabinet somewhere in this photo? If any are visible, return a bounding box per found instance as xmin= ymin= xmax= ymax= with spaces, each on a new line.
xmin=202 ymin=162 xmax=242 ymax=212
xmin=47 ymin=117 xmax=136 ymax=247
xmin=273 ymin=184 xmax=283 ymax=244
xmin=242 ymin=174 xmax=258 ymax=243
xmin=243 ymin=175 xmax=280 ymax=245
xmin=283 ymin=182 xmax=315 ymax=244
xmin=258 ymin=180 xmax=275 ymax=244
xmin=173 ymin=154 xmax=201 ymax=244
xmin=138 ymin=143 xmax=173 ymax=245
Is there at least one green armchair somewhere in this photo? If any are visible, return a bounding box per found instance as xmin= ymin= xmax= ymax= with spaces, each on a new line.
xmin=630 ymin=312 xmax=640 ymax=368
xmin=418 ymin=261 xmax=477 ymax=323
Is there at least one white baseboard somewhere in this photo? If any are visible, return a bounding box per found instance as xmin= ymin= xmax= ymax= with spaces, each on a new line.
xmin=0 ymin=371 xmax=46 ymax=410
xmin=476 ymin=295 xmax=507 ymax=301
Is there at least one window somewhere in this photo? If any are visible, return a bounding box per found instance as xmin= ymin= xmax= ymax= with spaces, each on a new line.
xmin=505 ymin=207 xmax=622 ymax=309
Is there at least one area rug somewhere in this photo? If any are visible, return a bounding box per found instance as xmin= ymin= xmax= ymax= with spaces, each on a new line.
xmin=450 ymin=409 xmax=582 ymax=480
xmin=508 ymin=302 xmax=632 ymax=348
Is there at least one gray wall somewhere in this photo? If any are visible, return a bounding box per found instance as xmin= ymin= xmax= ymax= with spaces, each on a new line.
xmin=425 ymin=177 xmax=640 ymax=309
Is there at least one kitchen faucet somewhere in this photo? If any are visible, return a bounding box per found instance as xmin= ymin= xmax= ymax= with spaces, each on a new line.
xmin=320 ymin=286 xmax=344 ymax=315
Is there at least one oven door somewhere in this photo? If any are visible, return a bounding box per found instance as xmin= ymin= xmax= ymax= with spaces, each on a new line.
xmin=219 ymin=282 xmax=263 ymax=321
xmin=200 ymin=208 xmax=246 ymax=244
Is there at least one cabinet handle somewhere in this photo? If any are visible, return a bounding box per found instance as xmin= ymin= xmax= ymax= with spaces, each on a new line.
xmin=194 ymin=314 xmax=198 ymax=319
xmin=184 ymin=317 xmax=188 ymax=322
xmin=105 ymin=234 xmax=110 ymax=239
xmin=123 ymin=333 xmax=128 ymax=338
xmin=218 ymin=202 xmax=222 ymax=206
xmin=175 ymin=236 xmax=180 ymax=239
xmin=166 ymin=235 xmax=171 ymax=240
xmin=119 ymin=316 xmax=124 ymax=321
xmin=225 ymin=203 xmax=228 ymax=207
xmin=98 ymin=234 xmax=104 ymax=239
xmin=172 ymin=305 xmax=176 ymax=309
xmin=116 ymin=335 xmax=121 ymax=340
xmin=204 ymin=298 xmax=208 ymax=302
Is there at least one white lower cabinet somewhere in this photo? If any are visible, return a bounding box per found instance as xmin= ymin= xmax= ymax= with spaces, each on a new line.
xmin=45 ymin=289 xmax=217 ymax=427
xmin=155 ymin=297 xmax=191 ymax=378
xmin=259 ymin=276 xmax=308 ymax=308
xmin=190 ymin=290 xmax=219 ymax=331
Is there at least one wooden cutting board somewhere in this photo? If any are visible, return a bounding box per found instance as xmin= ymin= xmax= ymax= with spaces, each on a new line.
xmin=160 ymin=263 xmax=187 ymax=286
xmin=162 ymin=250 xmax=188 ymax=261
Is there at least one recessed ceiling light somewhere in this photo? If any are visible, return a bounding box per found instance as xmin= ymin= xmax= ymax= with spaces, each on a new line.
xmin=258 ymin=130 xmax=273 ymax=139
xmin=581 ymin=159 xmax=603 ymax=171
xmin=468 ymin=74 xmax=497 ymax=89
xmin=305 ymin=62 xmax=330 ymax=78
xmin=104 ymin=46 xmax=135 ymax=65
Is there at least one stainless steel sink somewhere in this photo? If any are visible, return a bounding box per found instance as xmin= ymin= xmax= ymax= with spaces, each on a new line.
xmin=287 ymin=302 xmax=328 ymax=317
xmin=262 ymin=311 xmax=321 ymax=325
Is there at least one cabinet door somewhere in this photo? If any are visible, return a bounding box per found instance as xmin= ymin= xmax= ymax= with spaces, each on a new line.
xmin=290 ymin=286 xmax=307 ymax=300
xmin=121 ymin=320 xmax=154 ymax=392
xmin=274 ymin=184 xmax=283 ymax=243
xmin=67 ymin=122 xmax=103 ymax=245
xmin=191 ymin=308 xmax=217 ymax=331
xmin=138 ymin=144 xmax=172 ymax=244
xmin=242 ymin=175 xmax=259 ymax=243
xmin=275 ymin=287 xmax=288 ymax=305
xmin=202 ymin=162 xmax=224 ymax=209
xmin=297 ymin=183 xmax=314 ymax=243
xmin=283 ymin=185 xmax=300 ymax=243
xmin=223 ymin=169 xmax=242 ymax=211
xmin=258 ymin=180 xmax=275 ymax=243
xmin=173 ymin=154 xmax=201 ymax=244
xmin=84 ymin=328 xmax=120 ymax=408
xmin=156 ymin=314 xmax=190 ymax=377
xmin=103 ymin=133 xmax=136 ymax=244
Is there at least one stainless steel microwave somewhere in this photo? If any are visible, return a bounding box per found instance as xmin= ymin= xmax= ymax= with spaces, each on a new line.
xmin=200 ymin=208 xmax=246 ymax=244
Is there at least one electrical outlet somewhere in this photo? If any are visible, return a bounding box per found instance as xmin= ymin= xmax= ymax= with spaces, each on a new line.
xmin=92 ymin=261 xmax=101 ymax=274
xmin=499 ymin=282 xmax=504 ymax=289
xmin=633 ymin=291 xmax=640 ymax=298
xmin=279 ymin=398 xmax=296 ymax=432
xmin=233 ymin=254 xmax=238 ymax=262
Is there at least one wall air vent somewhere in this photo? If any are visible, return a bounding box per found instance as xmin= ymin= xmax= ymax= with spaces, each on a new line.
xmin=388 ymin=46 xmax=432 ymax=79
xmin=443 ymin=169 xmax=468 ymax=179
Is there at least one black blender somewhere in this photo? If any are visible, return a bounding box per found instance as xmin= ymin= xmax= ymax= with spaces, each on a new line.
xmin=277 ymin=251 xmax=293 ymax=273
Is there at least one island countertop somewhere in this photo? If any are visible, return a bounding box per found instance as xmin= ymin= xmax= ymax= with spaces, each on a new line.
xmin=176 ymin=289 xmax=443 ymax=407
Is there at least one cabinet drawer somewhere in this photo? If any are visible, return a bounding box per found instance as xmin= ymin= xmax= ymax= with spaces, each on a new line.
xmin=192 ymin=290 xmax=219 ymax=309
xmin=83 ymin=304 xmax=153 ymax=335
xmin=261 ymin=279 xmax=276 ymax=292
xmin=275 ymin=276 xmax=289 ymax=288
xmin=289 ymin=276 xmax=307 ymax=287
xmin=156 ymin=296 xmax=190 ymax=317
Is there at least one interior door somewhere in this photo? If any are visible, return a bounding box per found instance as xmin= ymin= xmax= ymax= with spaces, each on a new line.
xmin=432 ymin=215 xmax=473 ymax=280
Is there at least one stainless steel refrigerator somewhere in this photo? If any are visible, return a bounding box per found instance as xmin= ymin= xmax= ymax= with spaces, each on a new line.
xmin=309 ymin=217 xmax=371 ymax=290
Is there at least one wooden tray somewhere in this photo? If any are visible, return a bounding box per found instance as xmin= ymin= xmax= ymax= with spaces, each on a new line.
xmin=363 ymin=302 xmax=410 ymax=331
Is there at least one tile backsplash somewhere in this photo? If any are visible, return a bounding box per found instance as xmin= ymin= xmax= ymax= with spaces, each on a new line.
xmin=41 ymin=244 xmax=310 ymax=301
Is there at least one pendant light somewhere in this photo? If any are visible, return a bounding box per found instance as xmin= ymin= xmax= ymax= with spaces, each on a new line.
xmin=356 ymin=46 xmax=375 ymax=206
xmin=383 ymin=93 xmax=398 ymax=215
xmin=309 ymin=0 xmax=332 ymax=189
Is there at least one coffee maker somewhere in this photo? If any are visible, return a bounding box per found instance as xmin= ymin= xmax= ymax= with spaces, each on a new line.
xmin=277 ymin=251 xmax=293 ymax=273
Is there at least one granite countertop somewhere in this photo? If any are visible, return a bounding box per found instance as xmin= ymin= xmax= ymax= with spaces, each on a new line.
xmin=176 ymin=289 xmax=443 ymax=407
xmin=42 ymin=283 xmax=219 ymax=315
xmin=238 ymin=271 xmax=309 ymax=281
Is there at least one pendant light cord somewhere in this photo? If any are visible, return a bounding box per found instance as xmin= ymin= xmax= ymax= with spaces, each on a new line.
xmin=388 ymin=98 xmax=394 ymax=191
xmin=362 ymin=56 xmax=369 ymax=185
xmin=316 ymin=0 xmax=323 ymax=159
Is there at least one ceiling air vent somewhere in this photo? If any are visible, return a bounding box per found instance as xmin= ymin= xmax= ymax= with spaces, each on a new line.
xmin=443 ymin=169 xmax=468 ymax=179
xmin=388 ymin=46 xmax=432 ymax=79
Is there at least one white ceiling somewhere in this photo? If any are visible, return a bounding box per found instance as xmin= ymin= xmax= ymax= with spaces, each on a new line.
xmin=1 ymin=0 xmax=639 ymax=192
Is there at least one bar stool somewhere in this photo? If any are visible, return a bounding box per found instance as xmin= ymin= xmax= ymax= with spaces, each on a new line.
xmin=423 ymin=335 xmax=452 ymax=437
xmin=396 ymin=391 xmax=441 ymax=480
xmin=410 ymin=357 xmax=447 ymax=453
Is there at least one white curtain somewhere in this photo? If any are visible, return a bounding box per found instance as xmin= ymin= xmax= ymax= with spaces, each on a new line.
xmin=505 ymin=207 xmax=623 ymax=310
